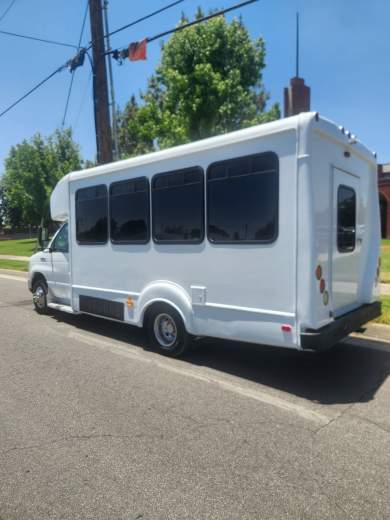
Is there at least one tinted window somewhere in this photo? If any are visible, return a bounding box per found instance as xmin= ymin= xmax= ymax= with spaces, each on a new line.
xmin=207 ymin=152 xmax=278 ymax=243
xmin=152 ymin=167 xmax=204 ymax=243
xmin=337 ymin=185 xmax=356 ymax=252
xmin=110 ymin=178 xmax=149 ymax=243
xmin=76 ymin=185 xmax=108 ymax=244
xmin=52 ymin=223 xmax=68 ymax=253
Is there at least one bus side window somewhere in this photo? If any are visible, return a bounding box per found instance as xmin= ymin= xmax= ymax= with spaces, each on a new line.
xmin=110 ymin=177 xmax=150 ymax=244
xmin=76 ymin=185 xmax=108 ymax=245
xmin=207 ymin=152 xmax=279 ymax=244
xmin=152 ymin=167 xmax=204 ymax=243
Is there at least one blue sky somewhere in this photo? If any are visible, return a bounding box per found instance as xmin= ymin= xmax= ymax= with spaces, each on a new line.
xmin=0 ymin=0 xmax=389 ymax=172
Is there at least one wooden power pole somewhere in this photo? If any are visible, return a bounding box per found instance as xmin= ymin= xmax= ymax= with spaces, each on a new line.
xmin=89 ymin=0 xmax=113 ymax=164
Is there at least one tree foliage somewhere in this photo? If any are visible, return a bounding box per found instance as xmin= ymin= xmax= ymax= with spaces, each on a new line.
xmin=1 ymin=129 xmax=82 ymax=227
xmin=118 ymin=10 xmax=280 ymax=156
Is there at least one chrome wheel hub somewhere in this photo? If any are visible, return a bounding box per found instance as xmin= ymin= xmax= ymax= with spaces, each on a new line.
xmin=33 ymin=286 xmax=46 ymax=309
xmin=154 ymin=313 xmax=177 ymax=349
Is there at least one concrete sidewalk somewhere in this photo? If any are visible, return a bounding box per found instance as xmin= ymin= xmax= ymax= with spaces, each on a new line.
xmin=0 ymin=254 xmax=30 ymax=261
xmin=0 ymin=269 xmax=28 ymax=277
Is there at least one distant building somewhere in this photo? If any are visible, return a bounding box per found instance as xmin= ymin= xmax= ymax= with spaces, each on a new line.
xmin=378 ymin=163 xmax=390 ymax=238
xmin=284 ymin=76 xmax=311 ymax=117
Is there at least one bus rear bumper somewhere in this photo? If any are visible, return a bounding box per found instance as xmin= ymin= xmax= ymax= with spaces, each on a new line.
xmin=300 ymin=301 xmax=381 ymax=352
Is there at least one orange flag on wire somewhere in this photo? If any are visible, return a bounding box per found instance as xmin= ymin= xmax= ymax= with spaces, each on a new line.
xmin=128 ymin=39 xmax=147 ymax=61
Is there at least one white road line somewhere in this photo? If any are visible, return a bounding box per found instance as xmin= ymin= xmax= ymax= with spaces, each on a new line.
xmin=68 ymin=330 xmax=330 ymax=426
xmin=0 ymin=274 xmax=26 ymax=283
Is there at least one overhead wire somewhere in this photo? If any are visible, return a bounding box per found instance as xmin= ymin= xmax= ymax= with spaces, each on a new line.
xmin=108 ymin=0 xmax=259 ymax=58
xmin=73 ymin=71 xmax=92 ymax=131
xmin=0 ymin=28 xmax=78 ymax=48
xmin=91 ymin=0 xmax=184 ymax=46
xmin=0 ymin=0 xmax=17 ymax=24
xmin=2 ymin=0 xmax=248 ymax=121
xmin=0 ymin=0 xmax=186 ymax=120
xmin=62 ymin=1 xmax=89 ymax=127
xmin=0 ymin=64 xmax=67 ymax=119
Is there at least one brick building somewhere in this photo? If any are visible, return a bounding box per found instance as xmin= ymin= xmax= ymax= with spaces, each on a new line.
xmin=378 ymin=163 xmax=390 ymax=238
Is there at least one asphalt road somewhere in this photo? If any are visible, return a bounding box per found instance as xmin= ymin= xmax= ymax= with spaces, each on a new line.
xmin=1 ymin=273 xmax=390 ymax=520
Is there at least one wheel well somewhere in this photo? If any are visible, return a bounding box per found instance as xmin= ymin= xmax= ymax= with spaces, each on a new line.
xmin=142 ymin=301 xmax=186 ymax=329
xmin=32 ymin=272 xmax=46 ymax=288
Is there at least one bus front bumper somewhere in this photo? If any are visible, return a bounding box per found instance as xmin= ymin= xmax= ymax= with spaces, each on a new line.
xmin=300 ymin=301 xmax=381 ymax=352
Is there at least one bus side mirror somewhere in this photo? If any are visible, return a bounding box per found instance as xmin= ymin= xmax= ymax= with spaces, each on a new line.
xmin=38 ymin=239 xmax=51 ymax=252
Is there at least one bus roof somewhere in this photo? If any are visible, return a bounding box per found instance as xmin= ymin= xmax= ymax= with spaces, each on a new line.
xmin=67 ymin=111 xmax=376 ymax=183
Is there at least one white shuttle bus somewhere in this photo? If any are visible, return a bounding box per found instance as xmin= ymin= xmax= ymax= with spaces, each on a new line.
xmin=28 ymin=112 xmax=381 ymax=356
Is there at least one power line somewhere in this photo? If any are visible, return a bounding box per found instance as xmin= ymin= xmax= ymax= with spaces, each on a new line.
xmin=0 ymin=0 xmax=17 ymax=24
xmin=62 ymin=73 xmax=76 ymax=127
xmin=149 ymin=0 xmax=259 ymax=43
xmin=98 ymin=0 xmax=184 ymax=44
xmin=62 ymin=1 xmax=89 ymax=127
xmin=0 ymin=64 xmax=67 ymax=119
xmin=0 ymin=29 xmax=78 ymax=48
xmin=110 ymin=0 xmax=259 ymax=59
xmin=0 ymin=0 xmax=186 ymax=121
xmin=0 ymin=0 xmax=184 ymax=121
xmin=77 ymin=1 xmax=89 ymax=49
xmin=73 ymin=71 xmax=92 ymax=131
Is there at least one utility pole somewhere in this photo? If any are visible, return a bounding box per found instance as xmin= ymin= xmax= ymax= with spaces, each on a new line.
xmin=89 ymin=0 xmax=113 ymax=164
xmin=103 ymin=0 xmax=120 ymax=160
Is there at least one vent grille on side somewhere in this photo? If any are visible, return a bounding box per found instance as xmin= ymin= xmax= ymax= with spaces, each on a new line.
xmin=79 ymin=295 xmax=124 ymax=321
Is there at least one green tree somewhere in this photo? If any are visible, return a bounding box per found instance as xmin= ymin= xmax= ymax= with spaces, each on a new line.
xmin=118 ymin=95 xmax=154 ymax=157
xmin=118 ymin=10 xmax=279 ymax=156
xmin=2 ymin=129 xmax=82 ymax=227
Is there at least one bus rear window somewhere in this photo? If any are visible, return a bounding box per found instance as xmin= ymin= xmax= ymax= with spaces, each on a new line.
xmin=337 ymin=185 xmax=356 ymax=253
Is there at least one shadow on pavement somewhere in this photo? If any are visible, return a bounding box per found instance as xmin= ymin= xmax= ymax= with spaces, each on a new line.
xmin=50 ymin=311 xmax=390 ymax=407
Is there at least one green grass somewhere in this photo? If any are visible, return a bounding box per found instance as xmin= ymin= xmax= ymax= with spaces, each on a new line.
xmin=0 ymin=259 xmax=29 ymax=271
xmin=0 ymin=238 xmax=37 ymax=257
xmin=373 ymin=296 xmax=390 ymax=325
xmin=381 ymin=240 xmax=390 ymax=283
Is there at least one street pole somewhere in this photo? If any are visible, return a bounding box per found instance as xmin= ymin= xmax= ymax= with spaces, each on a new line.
xmin=103 ymin=0 xmax=120 ymax=160
xmin=88 ymin=0 xmax=113 ymax=164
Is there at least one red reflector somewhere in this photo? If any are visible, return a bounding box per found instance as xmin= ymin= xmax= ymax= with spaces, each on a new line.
xmin=281 ymin=324 xmax=292 ymax=332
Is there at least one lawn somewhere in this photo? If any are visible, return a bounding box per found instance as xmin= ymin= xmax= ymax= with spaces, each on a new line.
xmin=0 ymin=259 xmax=29 ymax=271
xmin=374 ymin=295 xmax=390 ymax=325
xmin=381 ymin=240 xmax=390 ymax=282
xmin=0 ymin=238 xmax=37 ymax=257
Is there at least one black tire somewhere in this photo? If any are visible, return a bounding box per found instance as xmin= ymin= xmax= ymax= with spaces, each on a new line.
xmin=146 ymin=303 xmax=190 ymax=357
xmin=32 ymin=277 xmax=48 ymax=315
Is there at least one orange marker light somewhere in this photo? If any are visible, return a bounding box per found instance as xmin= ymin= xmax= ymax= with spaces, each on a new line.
xmin=126 ymin=297 xmax=134 ymax=308
xmin=315 ymin=265 xmax=322 ymax=280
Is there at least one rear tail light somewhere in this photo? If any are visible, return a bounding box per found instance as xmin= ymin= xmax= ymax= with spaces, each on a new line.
xmin=281 ymin=324 xmax=292 ymax=332
xmin=319 ymin=278 xmax=326 ymax=294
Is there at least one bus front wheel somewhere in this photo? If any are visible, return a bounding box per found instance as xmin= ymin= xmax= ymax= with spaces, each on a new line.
xmin=146 ymin=303 xmax=190 ymax=358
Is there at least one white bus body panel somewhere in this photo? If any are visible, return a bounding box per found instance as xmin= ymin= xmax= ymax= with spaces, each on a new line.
xmin=68 ymin=128 xmax=298 ymax=348
xmin=47 ymin=113 xmax=380 ymax=351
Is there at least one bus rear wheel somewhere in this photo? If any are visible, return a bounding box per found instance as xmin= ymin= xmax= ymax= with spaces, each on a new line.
xmin=146 ymin=304 xmax=189 ymax=358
